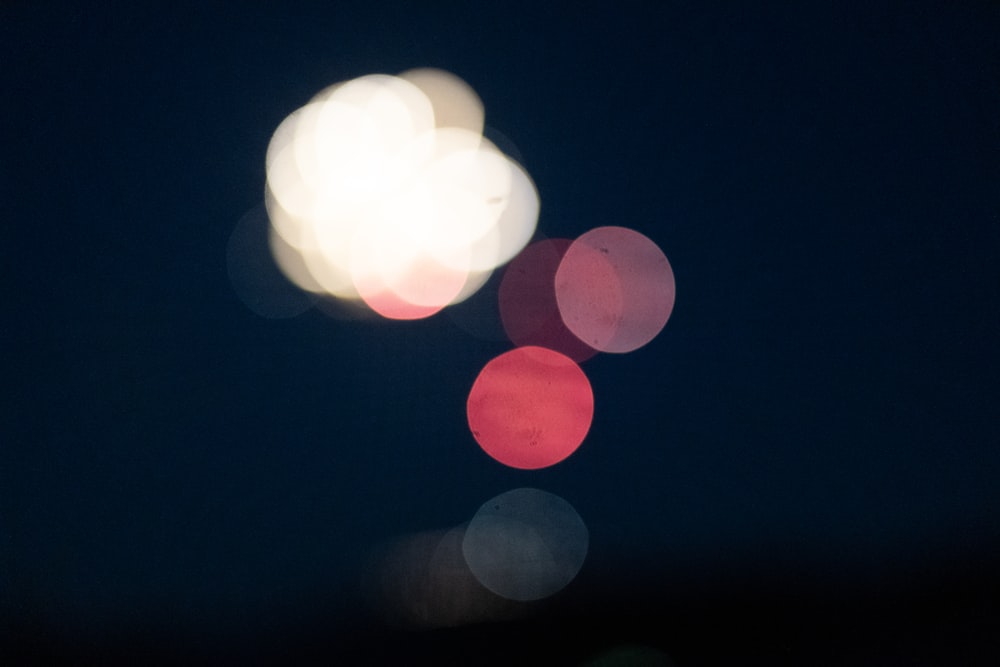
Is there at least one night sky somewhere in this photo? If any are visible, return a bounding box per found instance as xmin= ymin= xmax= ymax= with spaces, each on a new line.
xmin=3 ymin=1 xmax=999 ymax=664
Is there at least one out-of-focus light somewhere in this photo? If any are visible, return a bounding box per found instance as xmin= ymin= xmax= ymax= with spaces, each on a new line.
xmin=482 ymin=125 xmax=526 ymax=170
xmin=461 ymin=487 xmax=588 ymax=602
xmin=363 ymin=527 xmax=524 ymax=629
xmin=463 ymin=156 xmax=539 ymax=272
xmin=348 ymin=220 xmax=469 ymax=320
xmin=466 ymin=346 xmax=593 ymax=470
xmin=398 ymin=67 xmax=485 ymax=136
xmin=266 ymin=215 xmax=328 ymax=295
xmin=261 ymin=71 xmax=538 ymax=320
xmin=499 ymin=238 xmax=599 ymax=362
xmin=555 ymin=226 xmax=675 ymax=353
xmin=225 ymin=205 xmax=317 ymax=318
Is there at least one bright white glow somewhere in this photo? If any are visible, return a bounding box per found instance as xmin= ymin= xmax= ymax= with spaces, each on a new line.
xmin=466 ymin=158 xmax=539 ymax=271
xmin=399 ymin=67 xmax=485 ymax=135
xmin=263 ymin=71 xmax=537 ymax=319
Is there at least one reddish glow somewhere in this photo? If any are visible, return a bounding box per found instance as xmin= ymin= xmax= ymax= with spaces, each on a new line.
xmin=351 ymin=278 xmax=447 ymax=320
xmin=466 ymin=346 xmax=593 ymax=470
xmin=349 ymin=225 xmax=468 ymax=320
xmin=556 ymin=226 xmax=675 ymax=353
xmin=498 ymin=238 xmax=599 ymax=362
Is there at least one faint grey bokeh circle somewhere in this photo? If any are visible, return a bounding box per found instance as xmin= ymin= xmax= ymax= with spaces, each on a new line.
xmin=461 ymin=487 xmax=588 ymax=601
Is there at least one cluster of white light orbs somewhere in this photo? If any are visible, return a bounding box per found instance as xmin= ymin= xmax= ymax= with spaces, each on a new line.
xmin=264 ymin=69 xmax=539 ymax=320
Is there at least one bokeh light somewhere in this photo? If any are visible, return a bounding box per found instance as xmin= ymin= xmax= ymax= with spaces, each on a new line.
xmin=239 ymin=69 xmax=680 ymax=643
xmin=225 ymin=205 xmax=317 ymax=318
xmin=363 ymin=526 xmax=524 ymax=629
xmin=466 ymin=346 xmax=594 ymax=470
xmin=499 ymin=238 xmax=600 ymax=362
xmin=398 ymin=67 xmax=485 ymax=136
xmin=261 ymin=71 xmax=539 ymax=319
xmin=556 ymin=226 xmax=675 ymax=353
xmin=461 ymin=487 xmax=589 ymax=602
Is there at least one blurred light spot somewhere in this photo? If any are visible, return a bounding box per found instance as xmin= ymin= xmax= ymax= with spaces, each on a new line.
xmin=398 ymin=67 xmax=485 ymax=135
xmin=462 ymin=488 xmax=588 ymax=602
xmin=262 ymin=71 xmax=537 ymax=320
xmin=581 ymin=644 xmax=676 ymax=666
xmin=465 ymin=156 xmax=539 ymax=272
xmin=348 ymin=220 xmax=468 ymax=320
xmin=266 ymin=213 xmax=327 ymax=295
xmin=363 ymin=527 xmax=526 ymax=628
xmin=556 ymin=226 xmax=675 ymax=353
xmin=225 ymin=204 xmax=317 ymax=318
xmin=499 ymin=238 xmax=600 ymax=362
xmin=466 ymin=346 xmax=593 ymax=470
xmin=447 ymin=267 xmax=494 ymax=307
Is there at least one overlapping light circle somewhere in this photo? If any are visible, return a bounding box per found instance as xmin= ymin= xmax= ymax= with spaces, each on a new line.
xmin=364 ymin=487 xmax=589 ymax=625
xmin=462 ymin=488 xmax=589 ymax=602
xmin=555 ymin=226 xmax=676 ymax=353
xmin=364 ymin=526 xmax=522 ymax=628
xmin=264 ymin=69 xmax=539 ymax=319
xmin=225 ymin=204 xmax=317 ymax=319
xmin=240 ymin=68 xmax=682 ymax=612
xmin=498 ymin=237 xmax=599 ymax=362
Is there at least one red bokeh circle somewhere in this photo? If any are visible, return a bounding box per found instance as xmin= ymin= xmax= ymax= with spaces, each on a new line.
xmin=498 ymin=238 xmax=599 ymax=362
xmin=466 ymin=346 xmax=594 ymax=470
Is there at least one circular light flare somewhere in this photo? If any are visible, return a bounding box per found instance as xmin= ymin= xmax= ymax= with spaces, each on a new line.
xmin=225 ymin=205 xmax=317 ymax=318
xmin=364 ymin=527 xmax=524 ymax=629
xmin=399 ymin=67 xmax=485 ymax=135
xmin=296 ymin=79 xmax=433 ymax=222
xmin=267 ymin=221 xmax=328 ymax=295
xmin=556 ymin=226 xmax=675 ymax=353
xmin=464 ymin=158 xmax=539 ymax=272
xmin=447 ymin=267 xmax=494 ymax=306
xmin=350 ymin=273 xmax=449 ymax=321
xmin=266 ymin=113 xmax=325 ymax=229
xmin=391 ymin=136 xmax=514 ymax=267
xmin=349 ymin=233 xmax=461 ymax=321
xmin=385 ymin=253 xmax=471 ymax=310
xmin=315 ymin=74 xmax=435 ymax=153
xmin=262 ymin=70 xmax=537 ymax=319
xmin=461 ymin=488 xmax=589 ymax=602
xmin=466 ymin=346 xmax=594 ymax=470
xmin=499 ymin=238 xmax=600 ymax=362
xmin=411 ymin=145 xmax=513 ymax=258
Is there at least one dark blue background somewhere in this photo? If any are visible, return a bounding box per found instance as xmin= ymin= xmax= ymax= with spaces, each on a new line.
xmin=3 ymin=1 xmax=999 ymax=664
